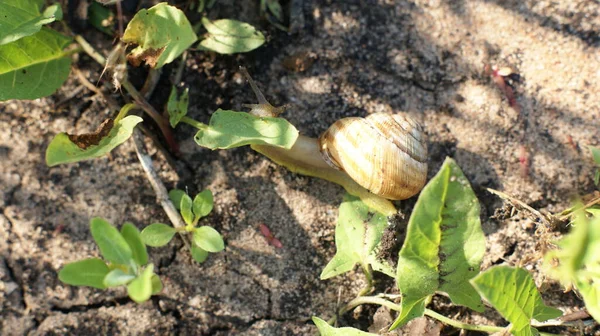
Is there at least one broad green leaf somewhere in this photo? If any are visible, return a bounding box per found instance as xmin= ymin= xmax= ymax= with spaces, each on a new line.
xmin=122 ymin=3 xmax=197 ymax=68
xmin=151 ymin=274 xmax=163 ymax=294
xmin=472 ymin=266 xmax=562 ymax=335
xmin=127 ymin=264 xmax=154 ymax=303
xmin=0 ymin=1 xmax=62 ymax=45
xmin=88 ymin=1 xmax=114 ymax=35
xmin=199 ymin=18 xmax=265 ymax=54
xmin=193 ymin=226 xmax=224 ymax=253
xmin=191 ymin=244 xmax=209 ymax=263
xmin=59 ymin=258 xmax=109 ymax=289
xmin=140 ymin=223 xmax=177 ymax=247
xmin=320 ymin=193 xmax=393 ymax=280
xmin=169 ymin=189 xmax=186 ymax=210
xmin=391 ymin=158 xmax=485 ymax=330
xmin=180 ymin=193 xmax=194 ymax=225
xmin=103 ymin=268 xmax=136 ymax=287
xmin=90 ymin=217 xmax=133 ymax=266
xmin=0 ymin=27 xmax=71 ymax=101
xmin=543 ymin=210 xmax=600 ymax=322
xmin=167 ymin=86 xmax=189 ymax=127
xmin=45 ymin=116 xmax=143 ymax=166
xmin=312 ymin=317 xmax=377 ymax=335
xmin=193 ymin=189 xmax=213 ymax=220
xmin=194 ymin=110 xmax=298 ymax=149
xmin=121 ymin=222 xmax=148 ymax=266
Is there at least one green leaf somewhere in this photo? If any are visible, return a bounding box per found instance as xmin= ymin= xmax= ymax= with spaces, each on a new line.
xmin=543 ymin=209 xmax=600 ymax=323
xmin=0 ymin=1 xmax=62 ymax=45
xmin=121 ymin=222 xmax=148 ymax=266
xmin=590 ymin=146 xmax=600 ymax=166
xmin=127 ymin=264 xmax=154 ymax=303
xmin=191 ymin=244 xmax=209 ymax=263
xmin=199 ymin=18 xmax=265 ymax=54
xmin=122 ymin=3 xmax=197 ymax=68
xmin=391 ymin=158 xmax=485 ymax=330
xmin=193 ymin=189 xmax=213 ymax=220
xmin=103 ymin=268 xmax=136 ymax=288
xmin=90 ymin=217 xmax=133 ymax=265
xmin=45 ymin=116 xmax=143 ymax=167
xmin=88 ymin=1 xmax=114 ymax=35
xmin=194 ymin=110 xmax=299 ymax=150
xmin=0 ymin=27 xmax=71 ymax=101
xmin=151 ymin=274 xmax=163 ymax=294
xmin=312 ymin=317 xmax=377 ymax=335
xmin=472 ymin=266 xmax=562 ymax=335
xmin=180 ymin=193 xmax=194 ymax=225
xmin=59 ymin=258 xmax=109 ymax=289
xmin=167 ymin=86 xmax=189 ymax=127
xmin=193 ymin=226 xmax=224 ymax=253
xmin=168 ymin=189 xmax=186 ymax=210
xmin=140 ymin=223 xmax=177 ymax=247
xmin=266 ymin=0 xmax=284 ymax=21
xmin=320 ymin=193 xmax=393 ymax=280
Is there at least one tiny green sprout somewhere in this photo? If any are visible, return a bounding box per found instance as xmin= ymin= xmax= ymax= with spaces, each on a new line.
xmin=58 ymin=218 xmax=161 ymax=303
xmin=141 ymin=189 xmax=223 ymax=263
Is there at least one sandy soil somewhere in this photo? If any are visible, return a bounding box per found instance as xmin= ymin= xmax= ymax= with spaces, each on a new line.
xmin=1 ymin=0 xmax=599 ymax=335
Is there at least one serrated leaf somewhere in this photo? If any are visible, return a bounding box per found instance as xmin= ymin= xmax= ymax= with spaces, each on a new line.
xmin=180 ymin=193 xmax=194 ymax=225
xmin=151 ymin=274 xmax=163 ymax=294
xmin=58 ymin=258 xmax=109 ymax=289
xmin=88 ymin=1 xmax=114 ymax=35
xmin=472 ymin=266 xmax=562 ymax=335
xmin=312 ymin=317 xmax=377 ymax=335
xmin=199 ymin=18 xmax=265 ymax=54
xmin=391 ymin=158 xmax=485 ymax=330
xmin=0 ymin=27 xmax=71 ymax=101
xmin=167 ymin=86 xmax=189 ymax=127
xmin=194 ymin=110 xmax=298 ymax=149
xmin=168 ymin=189 xmax=186 ymax=210
xmin=103 ymin=268 xmax=136 ymax=287
xmin=127 ymin=264 xmax=154 ymax=303
xmin=121 ymin=222 xmax=148 ymax=266
xmin=193 ymin=189 xmax=213 ymax=220
xmin=122 ymin=3 xmax=197 ymax=68
xmin=191 ymin=244 xmax=209 ymax=263
xmin=543 ymin=210 xmax=600 ymax=322
xmin=0 ymin=1 xmax=62 ymax=45
xmin=90 ymin=217 xmax=133 ymax=266
xmin=140 ymin=223 xmax=177 ymax=247
xmin=45 ymin=116 xmax=143 ymax=166
xmin=193 ymin=226 xmax=224 ymax=253
xmin=320 ymin=193 xmax=393 ymax=280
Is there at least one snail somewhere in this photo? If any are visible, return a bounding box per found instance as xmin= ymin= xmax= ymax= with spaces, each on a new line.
xmin=240 ymin=68 xmax=427 ymax=215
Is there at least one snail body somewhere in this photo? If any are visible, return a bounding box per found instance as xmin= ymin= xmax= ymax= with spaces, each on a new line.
xmin=318 ymin=113 xmax=427 ymax=200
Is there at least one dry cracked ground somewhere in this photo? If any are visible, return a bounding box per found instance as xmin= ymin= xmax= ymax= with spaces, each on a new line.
xmin=1 ymin=0 xmax=600 ymax=335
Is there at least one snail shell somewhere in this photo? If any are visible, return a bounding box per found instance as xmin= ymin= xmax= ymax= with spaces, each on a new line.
xmin=318 ymin=113 xmax=427 ymax=200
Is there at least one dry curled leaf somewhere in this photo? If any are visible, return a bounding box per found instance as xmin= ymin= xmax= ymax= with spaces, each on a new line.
xmin=67 ymin=118 xmax=114 ymax=149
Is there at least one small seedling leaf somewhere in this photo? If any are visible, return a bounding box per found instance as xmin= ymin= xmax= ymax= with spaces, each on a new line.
xmin=180 ymin=193 xmax=194 ymax=225
xmin=590 ymin=146 xmax=600 ymax=166
xmin=543 ymin=209 xmax=600 ymax=322
xmin=191 ymin=244 xmax=209 ymax=263
xmin=90 ymin=217 xmax=133 ymax=265
xmin=194 ymin=110 xmax=299 ymax=149
xmin=193 ymin=189 xmax=213 ymax=220
xmin=121 ymin=222 xmax=148 ymax=266
xmin=88 ymin=1 xmax=114 ymax=35
xmin=45 ymin=116 xmax=143 ymax=166
xmin=0 ymin=27 xmax=71 ymax=101
xmin=127 ymin=264 xmax=154 ymax=303
xmin=103 ymin=268 xmax=136 ymax=288
xmin=122 ymin=3 xmax=197 ymax=68
xmin=151 ymin=274 xmax=163 ymax=294
xmin=0 ymin=1 xmax=62 ymax=45
xmin=391 ymin=157 xmax=485 ymax=330
xmin=471 ymin=266 xmax=562 ymax=335
xmin=169 ymin=189 xmax=186 ymax=210
xmin=193 ymin=226 xmax=224 ymax=253
xmin=59 ymin=258 xmax=109 ymax=289
xmin=321 ymin=193 xmax=393 ymax=280
xmin=266 ymin=0 xmax=284 ymax=21
xmin=167 ymin=86 xmax=189 ymax=127
xmin=199 ymin=18 xmax=265 ymax=54
xmin=312 ymin=317 xmax=377 ymax=335
xmin=140 ymin=223 xmax=177 ymax=247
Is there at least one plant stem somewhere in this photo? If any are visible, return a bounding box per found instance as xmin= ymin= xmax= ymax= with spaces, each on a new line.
xmin=338 ymin=296 xmax=402 ymax=316
xmin=74 ymin=35 xmax=106 ymax=64
xmin=424 ymin=309 xmax=504 ymax=333
xmin=181 ymin=116 xmax=208 ymax=130
xmin=357 ymin=263 xmax=374 ymax=296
